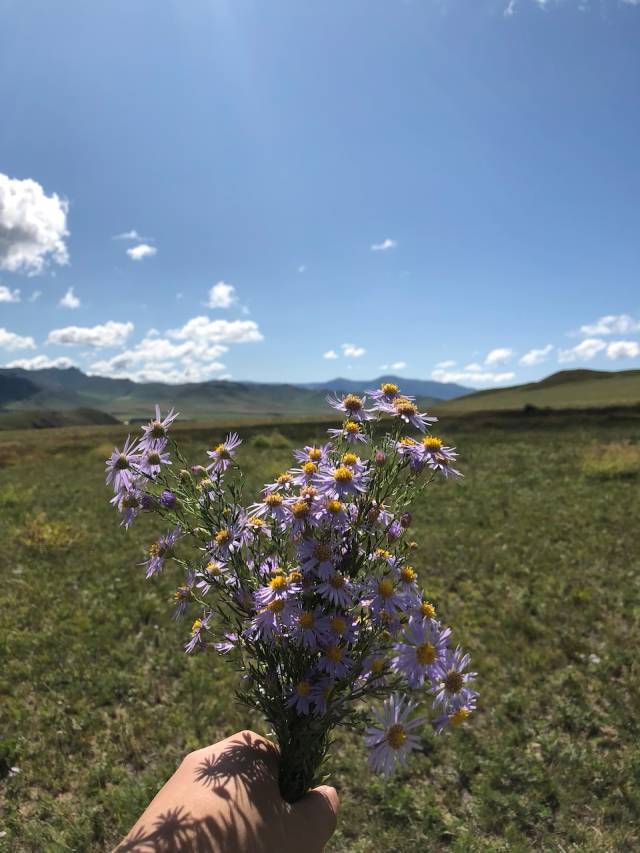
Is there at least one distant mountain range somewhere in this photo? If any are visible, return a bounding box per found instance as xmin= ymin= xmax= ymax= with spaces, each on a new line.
xmin=0 ymin=367 xmax=468 ymax=424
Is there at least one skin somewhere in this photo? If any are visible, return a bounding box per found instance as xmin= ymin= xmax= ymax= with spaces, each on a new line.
xmin=116 ymin=730 xmax=339 ymax=853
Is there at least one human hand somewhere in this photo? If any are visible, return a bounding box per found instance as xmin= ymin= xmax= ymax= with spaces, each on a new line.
xmin=116 ymin=730 xmax=339 ymax=852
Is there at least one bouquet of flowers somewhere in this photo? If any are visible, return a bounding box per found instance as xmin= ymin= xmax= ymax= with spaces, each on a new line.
xmin=105 ymin=384 xmax=477 ymax=802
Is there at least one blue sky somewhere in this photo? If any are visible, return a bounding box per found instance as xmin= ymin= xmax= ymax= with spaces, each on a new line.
xmin=1 ymin=0 xmax=639 ymax=387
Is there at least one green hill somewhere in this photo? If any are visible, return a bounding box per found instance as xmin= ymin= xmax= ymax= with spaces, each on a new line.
xmin=0 ymin=407 xmax=121 ymax=431
xmin=438 ymin=369 xmax=640 ymax=413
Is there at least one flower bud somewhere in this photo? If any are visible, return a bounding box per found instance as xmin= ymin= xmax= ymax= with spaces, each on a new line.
xmin=400 ymin=512 xmax=412 ymax=529
xmin=179 ymin=468 xmax=191 ymax=482
xmin=374 ymin=449 xmax=387 ymax=467
xmin=160 ymin=490 xmax=178 ymax=509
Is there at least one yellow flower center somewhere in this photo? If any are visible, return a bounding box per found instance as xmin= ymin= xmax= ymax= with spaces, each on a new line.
xmin=277 ymin=473 xmax=292 ymax=485
xmin=308 ymin=447 xmax=322 ymax=461
xmin=333 ymin=466 xmax=353 ymax=483
xmin=416 ymin=643 xmax=436 ymax=665
xmin=394 ymin=398 xmax=418 ymax=416
xmin=382 ymin=383 xmax=399 ymax=395
xmin=150 ymin=420 xmax=166 ymax=438
xmin=342 ymin=452 xmax=358 ymax=466
xmin=269 ymin=574 xmax=288 ymax=591
xmin=173 ymin=587 xmax=188 ymax=601
xmin=299 ymin=611 xmax=315 ymax=629
xmin=268 ymin=599 xmax=285 ymax=614
xmin=450 ymin=707 xmax=471 ymax=727
xmin=387 ymin=724 xmax=407 ymax=750
xmin=330 ymin=616 xmax=347 ymax=636
xmin=326 ymin=644 xmax=343 ymax=663
xmin=191 ymin=619 xmax=202 ymax=635
xmin=328 ymin=574 xmax=346 ymax=590
xmin=344 ymin=420 xmax=360 ymax=434
xmin=444 ymin=671 xmax=465 ymax=694
xmin=326 ymin=499 xmax=343 ymax=514
xmin=149 ymin=542 xmax=168 ymax=558
xmin=375 ymin=548 xmax=392 ymax=560
xmin=265 ymin=493 xmax=284 ymax=507
xmin=296 ymin=680 xmax=311 ymax=697
xmin=420 ymin=601 xmax=436 ymax=619
xmin=377 ymin=578 xmax=395 ymax=598
xmin=215 ymin=529 xmax=231 ymax=544
xmin=400 ymin=566 xmax=417 ymax=583
xmin=146 ymin=450 xmax=161 ymax=465
xmin=206 ymin=561 xmax=223 ymax=576
xmin=115 ymin=453 xmax=130 ymax=470
xmin=400 ymin=437 xmax=416 ymax=446
xmin=302 ymin=461 xmax=317 ymax=475
xmin=423 ymin=436 xmax=443 ymax=451
xmin=288 ymin=569 xmax=303 ymax=583
xmin=214 ymin=443 xmax=230 ymax=457
xmin=290 ymin=500 xmax=310 ymax=519
xmin=343 ymin=394 xmax=363 ymax=411
xmin=371 ymin=658 xmax=386 ymax=675
xmin=248 ymin=515 xmax=265 ymax=529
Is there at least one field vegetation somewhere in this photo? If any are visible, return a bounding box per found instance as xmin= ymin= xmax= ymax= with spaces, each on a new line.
xmin=1 ymin=413 xmax=639 ymax=851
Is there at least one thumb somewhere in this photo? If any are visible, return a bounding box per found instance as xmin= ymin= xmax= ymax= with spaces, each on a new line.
xmin=290 ymin=784 xmax=340 ymax=849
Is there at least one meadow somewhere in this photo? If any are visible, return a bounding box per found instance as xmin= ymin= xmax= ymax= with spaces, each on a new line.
xmin=1 ymin=411 xmax=640 ymax=851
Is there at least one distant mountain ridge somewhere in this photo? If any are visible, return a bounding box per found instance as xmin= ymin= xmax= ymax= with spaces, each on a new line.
xmin=0 ymin=366 xmax=466 ymax=421
xmin=298 ymin=375 xmax=471 ymax=401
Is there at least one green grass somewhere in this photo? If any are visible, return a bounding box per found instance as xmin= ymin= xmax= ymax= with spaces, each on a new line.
xmin=1 ymin=418 xmax=640 ymax=851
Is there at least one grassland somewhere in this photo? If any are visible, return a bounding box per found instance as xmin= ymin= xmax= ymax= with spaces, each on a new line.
xmin=1 ymin=413 xmax=640 ymax=851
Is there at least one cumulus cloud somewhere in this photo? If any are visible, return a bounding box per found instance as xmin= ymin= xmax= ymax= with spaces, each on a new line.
xmin=519 ymin=344 xmax=553 ymax=366
xmin=370 ymin=238 xmax=397 ymax=252
xmin=169 ymin=316 xmax=263 ymax=345
xmin=0 ymin=327 xmax=36 ymax=350
xmin=323 ymin=349 xmax=338 ymax=360
xmin=5 ymin=355 xmax=75 ymax=370
xmin=59 ymin=286 xmax=80 ymax=309
xmin=113 ymin=229 xmax=144 ymax=241
xmin=485 ymin=347 xmax=514 ymax=366
xmin=431 ymin=367 xmax=516 ymax=386
xmin=380 ymin=361 xmax=407 ymax=371
xmin=0 ymin=285 xmax=20 ymax=303
xmin=0 ymin=173 xmax=69 ymax=274
xmin=579 ymin=314 xmax=640 ymax=336
xmin=207 ymin=281 xmax=236 ymax=309
xmin=342 ymin=343 xmax=366 ymax=358
xmin=606 ymin=340 xmax=640 ymax=360
xmin=558 ymin=338 xmax=606 ymax=363
xmin=47 ymin=321 xmax=134 ymax=348
xmin=126 ymin=243 xmax=157 ymax=261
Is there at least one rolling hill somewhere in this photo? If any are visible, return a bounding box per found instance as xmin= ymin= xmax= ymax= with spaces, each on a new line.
xmin=299 ymin=375 xmax=471 ymax=400
xmin=438 ymin=369 xmax=640 ymax=413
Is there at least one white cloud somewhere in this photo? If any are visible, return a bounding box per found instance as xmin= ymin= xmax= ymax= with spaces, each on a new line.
xmin=558 ymin=338 xmax=606 ymax=363
xmin=47 ymin=321 xmax=134 ymax=348
xmin=579 ymin=314 xmax=640 ymax=336
xmin=29 ymin=290 xmax=42 ymax=302
xmin=606 ymin=340 xmax=640 ymax=360
xmin=113 ymin=229 xmax=144 ymax=241
xmin=342 ymin=343 xmax=366 ymax=358
xmin=504 ymin=0 xmax=517 ymax=15
xmin=370 ymin=238 xmax=397 ymax=252
xmin=431 ymin=367 xmax=516 ymax=386
xmin=0 ymin=285 xmax=20 ymax=303
xmin=0 ymin=327 xmax=36 ymax=350
xmin=464 ymin=362 xmax=484 ymax=371
xmin=59 ymin=286 xmax=80 ymax=309
xmin=207 ymin=281 xmax=236 ymax=309
xmin=435 ymin=359 xmax=456 ymax=369
xmin=0 ymin=173 xmax=69 ymax=274
xmin=126 ymin=243 xmax=157 ymax=261
xmin=323 ymin=349 xmax=338 ymax=360
xmin=621 ymin=0 xmax=640 ymax=5
xmin=169 ymin=316 xmax=263 ymax=345
xmin=298 ymin=265 xmax=306 ymax=273
xmin=5 ymin=355 xmax=74 ymax=370
xmin=380 ymin=361 xmax=407 ymax=371
xmin=485 ymin=347 xmax=514 ymax=366
xmin=519 ymin=344 xmax=553 ymax=366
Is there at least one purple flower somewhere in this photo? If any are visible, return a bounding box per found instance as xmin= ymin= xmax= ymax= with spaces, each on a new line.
xmin=290 ymin=462 xmax=320 ymax=487
xmin=253 ymin=572 xmax=301 ymax=608
xmin=316 ymin=573 xmax=356 ymax=609
xmin=364 ymin=575 xmax=409 ymax=620
xmin=290 ymin=608 xmax=330 ymax=649
xmin=319 ymin=642 xmax=353 ymax=678
xmin=431 ymin=646 xmax=478 ymax=709
xmin=172 ymin=571 xmax=195 ymax=620
xmin=110 ymin=487 xmax=143 ymax=529
xmin=208 ymin=519 xmax=246 ymax=556
xmin=309 ymin=677 xmax=335 ymax=716
xmin=105 ymin=435 xmax=141 ymax=493
xmin=160 ymin=490 xmax=178 ymax=509
xmin=196 ymin=559 xmax=230 ymax=594
xmin=364 ymin=693 xmax=426 ymax=776
xmin=286 ymin=679 xmax=315 ymax=715
xmin=366 ymin=383 xmax=413 ymax=411
xmin=297 ymin=537 xmax=336 ymax=578
xmin=185 ymin=613 xmax=210 ymax=654
xmin=248 ymin=491 xmax=288 ymax=524
xmin=247 ymin=598 xmax=297 ymax=642
xmin=433 ymin=697 xmax=477 ymax=734
xmin=206 ymin=432 xmax=242 ymax=474
xmin=284 ymin=496 xmax=319 ymax=534
xmin=142 ymin=527 xmax=181 ymax=578
xmin=327 ymin=393 xmax=374 ymax=422
xmin=391 ymin=618 xmax=450 ymax=688
xmin=138 ymin=443 xmax=172 ymax=477
xmin=214 ymin=632 xmax=238 ymax=655
xmin=326 ymin=612 xmax=357 ymax=644
xmin=315 ymin=464 xmax=369 ymax=498
xmin=378 ymin=397 xmax=437 ymax=433
xmin=327 ymin=421 xmax=368 ymax=444
xmin=421 ymin=437 xmax=462 ymax=479
xmin=139 ymin=405 xmax=179 ymax=451
xmin=293 ymin=443 xmax=331 ymax=465
xmin=263 ymin=472 xmax=295 ymax=494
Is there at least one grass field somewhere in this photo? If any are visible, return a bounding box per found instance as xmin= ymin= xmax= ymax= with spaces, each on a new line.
xmin=2 ymin=414 xmax=640 ymax=851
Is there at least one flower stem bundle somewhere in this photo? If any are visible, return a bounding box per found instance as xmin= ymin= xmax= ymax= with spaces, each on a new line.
xmin=105 ymin=385 xmax=477 ymax=802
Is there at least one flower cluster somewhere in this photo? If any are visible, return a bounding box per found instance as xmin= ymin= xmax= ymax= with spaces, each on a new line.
xmin=104 ymin=384 xmax=476 ymax=801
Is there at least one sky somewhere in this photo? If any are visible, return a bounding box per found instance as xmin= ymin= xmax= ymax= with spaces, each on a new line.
xmin=0 ymin=0 xmax=639 ymax=388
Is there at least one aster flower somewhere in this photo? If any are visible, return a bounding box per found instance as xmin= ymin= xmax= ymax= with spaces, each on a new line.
xmin=105 ymin=435 xmax=141 ymax=493
xmin=366 ymin=383 xmax=414 ymax=412
xmin=293 ymin=443 xmax=331 ymax=464
xmin=431 ymin=647 xmax=478 ymax=709
xmin=286 ymin=679 xmax=315 ymax=715
xmin=138 ymin=443 xmax=171 ymax=477
xmin=391 ymin=618 xmax=450 ymax=688
xmin=247 ymin=597 xmax=297 ymax=642
xmin=392 ymin=563 xmax=420 ymax=595
xmin=327 ymin=420 xmax=368 ymax=444
xmin=110 ymin=487 xmax=143 ymax=529
xmin=319 ymin=642 xmax=353 ymax=678
xmin=364 ymin=575 xmax=409 ymax=620
xmin=421 ymin=437 xmax=462 ymax=479
xmin=139 ymin=405 xmax=179 ymax=451
xmin=290 ymin=608 xmax=331 ymax=649
xmin=315 ymin=497 xmax=351 ymax=531
xmin=378 ymin=396 xmax=437 ymax=433
xmin=208 ymin=520 xmax=246 ymax=556
xmin=315 ymin=464 xmax=369 ymax=498
xmin=185 ymin=613 xmax=211 ymax=654
xmin=160 ymin=490 xmax=178 ymax=509
xmin=214 ymin=632 xmax=238 ymax=655
xmin=172 ymin=571 xmax=195 ymax=620
xmin=326 ymin=612 xmax=357 ymax=644
xmin=364 ymin=693 xmax=426 ymax=776
xmin=196 ymin=559 xmax=230 ymax=594
xmin=327 ymin=393 xmax=373 ymax=422
xmin=142 ymin=527 xmax=181 ymax=578
xmin=309 ymin=677 xmax=335 ymax=716
xmin=248 ymin=491 xmax=289 ymax=524
xmin=206 ymin=432 xmax=242 ymax=474
xmin=362 ymin=653 xmax=390 ymax=681
xmin=254 ymin=572 xmax=301 ymax=608
xmin=284 ymin=496 xmax=319 ymax=534
xmin=316 ymin=572 xmax=356 ymax=609
xmin=297 ymin=538 xmax=336 ymax=579
xmin=263 ymin=471 xmax=295 ymax=494
xmin=290 ymin=462 xmax=319 ymax=487
xmin=433 ymin=697 xmax=477 ymax=734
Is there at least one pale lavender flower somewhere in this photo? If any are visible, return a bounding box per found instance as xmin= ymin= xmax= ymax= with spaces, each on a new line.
xmin=421 ymin=437 xmax=462 ymax=479
xmin=172 ymin=571 xmax=195 ymax=620
xmin=391 ymin=618 xmax=450 ymax=688
xmin=326 ymin=612 xmax=357 ymax=644
xmin=110 ymin=487 xmax=143 ymax=529
xmin=196 ymin=559 xmax=230 ymax=594
xmin=378 ymin=397 xmax=437 ymax=433
xmin=315 ymin=497 xmax=352 ymax=531
xmin=293 ymin=443 xmax=331 ymax=464
xmin=185 ymin=612 xmax=210 ymax=654
xmin=433 ymin=696 xmax=477 ymax=734
xmin=214 ymin=632 xmax=238 ymax=655
xmin=248 ymin=491 xmax=288 ymax=524
xmin=315 ymin=464 xmax=369 ymax=498
xmin=284 ymin=496 xmax=320 ymax=534
xmin=366 ymin=382 xmax=411 ymax=408
xmin=160 ymin=490 xmax=178 ymax=509
xmin=290 ymin=462 xmax=320 ymax=487
xmin=138 ymin=443 xmax=171 ymax=477
xmin=386 ymin=520 xmax=403 ymax=543
xmin=263 ymin=472 xmax=295 ymax=494
xmin=297 ymin=537 xmax=336 ymax=578
xmin=105 ymin=435 xmax=141 ymax=493
xmin=139 ymin=405 xmax=179 ymax=451
xmin=327 ymin=420 xmax=368 ymax=444
xmin=431 ymin=647 xmax=478 ymax=708
xmin=290 ymin=608 xmax=331 ymax=649
xmin=206 ymin=432 xmax=242 ymax=474
xmin=327 ymin=393 xmax=374 ymax=422
xmin=318 ymin=642 xmax=353 ymax=678
xmin=142 ymin=527 xmax=181 ymax=578
xmin=247 ymin=598 xmax=297 ymax=642
xmin=286 ymin=679 xmax=315 ymax=715
xmin=364 ymin=575 xmax=409 ymax=619
xmin=364 ymin=693 xmax=426 ymax=776
xmin=316 ymin=573 xmax=356 ymax=609
xmin=209 ymin=519 xmax=246 ymax=556
xmin=254 ymin=573 xmax=301 ymax=608
xmin=309 ymin=677 xmax=335 ymax=716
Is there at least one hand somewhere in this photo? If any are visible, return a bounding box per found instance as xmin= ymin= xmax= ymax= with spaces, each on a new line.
xmin=116 ymin=730 xmax=340 ymax=852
